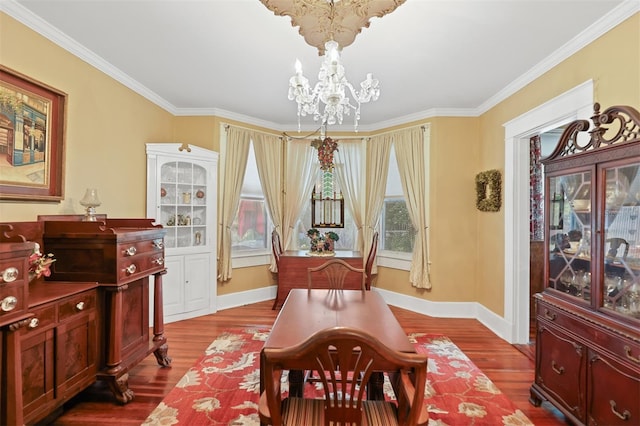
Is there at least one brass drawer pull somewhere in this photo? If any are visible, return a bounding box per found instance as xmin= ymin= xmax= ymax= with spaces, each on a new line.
xmin=1 ymin=267 xmax=19 ymax=283
xmin=153 ymin=239 xmax=164 ymax=250
xmin=544 ymin=309 xmax=556 ymax=321
xmin=1 ymin=296 xmax=18 ymax=312
xmin=624 ymin=346 xmax=640 ymax=363
xmin=609 ymin=400 xmax=631 ymax=420
xmin=28 ymin=318 xmax=39 ymax=329
xmin=153 ymin=257 xmax=164 ymax=266
xmin=551 ymin=360 xmax=564 ymax=375
xmin=125 ymin=264 xmax=137 ymax=275
xmin=76 ymin=301 xmax=85 ymax=311
xmin=124 ymin=246 xmax=137 ymax=256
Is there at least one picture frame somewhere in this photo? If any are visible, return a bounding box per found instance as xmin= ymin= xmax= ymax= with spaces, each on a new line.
xmin=475 ymin=169 xmax=502 ymax=212
xmin=0 ymin=65 xmax=67 ymax=201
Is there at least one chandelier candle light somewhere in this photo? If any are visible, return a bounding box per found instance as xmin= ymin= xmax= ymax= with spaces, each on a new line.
xmin=288 ymin=40 xmax=380 ymax=131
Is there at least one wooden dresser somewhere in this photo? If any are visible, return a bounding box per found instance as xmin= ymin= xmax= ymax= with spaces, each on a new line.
xmin=529 ymin=104 xmax=640 ymax=425
xmin=0 ymin=216 xmax=169 ymax=424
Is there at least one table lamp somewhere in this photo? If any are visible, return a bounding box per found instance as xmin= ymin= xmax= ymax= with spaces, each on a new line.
xmin=80 ymin=188 xmax=101 ymax=221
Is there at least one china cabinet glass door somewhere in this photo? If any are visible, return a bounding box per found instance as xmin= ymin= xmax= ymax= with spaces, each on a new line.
xmin=601 ymin=161 xmax=640 ymax=319
xmin=159 ymin=161 xmax=208 ymax=249
xmin=546 ymin=170 xmax=592 ymax=301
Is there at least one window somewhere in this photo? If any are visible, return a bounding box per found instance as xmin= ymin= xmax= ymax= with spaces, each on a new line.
xmin=295 ymin=161 xmax=357 ymax=251
xmin=380 ymin=145 xmax=415 ymax=255
xmin=231 ymin=143 xmax=270 ymax=255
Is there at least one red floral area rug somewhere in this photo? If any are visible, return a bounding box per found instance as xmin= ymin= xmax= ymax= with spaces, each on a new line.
xmin=143 ymin=326 xmax=533 ymax=426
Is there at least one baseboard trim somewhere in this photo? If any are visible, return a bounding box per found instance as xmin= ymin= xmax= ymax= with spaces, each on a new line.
xmin=216 ymin=286 xmax=513 ymax=343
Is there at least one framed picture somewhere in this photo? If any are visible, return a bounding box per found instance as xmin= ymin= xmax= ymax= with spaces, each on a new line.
xmin=0 ymin=65 xmax=67 ymax=201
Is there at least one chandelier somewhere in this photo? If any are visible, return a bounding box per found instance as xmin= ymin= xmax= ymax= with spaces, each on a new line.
xmin=288 ymin=39 xmax=379 ymax=131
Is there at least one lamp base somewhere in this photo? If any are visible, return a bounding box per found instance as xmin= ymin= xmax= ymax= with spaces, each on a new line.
xmin=83 ymin=207 xmax=98 ymax=221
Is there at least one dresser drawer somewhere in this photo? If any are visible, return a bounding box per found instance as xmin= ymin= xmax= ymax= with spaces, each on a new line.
xmin=118 ymin=238 xmax=163 ymax=258
xmin=537 ymin=298 xmax=640 ymax=366
xmin=58 ymin=290 xmax=97 ymax=322
xmin=0 ymin=280 xmax=28 ymax=321
xmin=21 ymin=304 xmax=56 ymax=336
xmin=0 ymin=259 xmax=26 ymax=283
xmin=117 ymin=251 xmax=164 ymax=282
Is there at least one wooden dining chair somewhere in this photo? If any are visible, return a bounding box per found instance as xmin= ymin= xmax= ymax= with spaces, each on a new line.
xmin=258 ymin=326 xmax=429 ymax=426
xmin=307 ymin=258 xmax=367 ymax=291
xmin=271 ymin=230 xmax=284 ymax=309
xmin=364 ymin=231 xmax=379 ymax=290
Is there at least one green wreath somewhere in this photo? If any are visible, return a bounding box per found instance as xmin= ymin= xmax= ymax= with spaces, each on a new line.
xmin=475 ymin=169 xmax=502 ymax=212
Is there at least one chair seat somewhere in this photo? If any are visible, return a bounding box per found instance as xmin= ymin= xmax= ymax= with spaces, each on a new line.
xmin=282 ymin=397 xmax=399 ymax=426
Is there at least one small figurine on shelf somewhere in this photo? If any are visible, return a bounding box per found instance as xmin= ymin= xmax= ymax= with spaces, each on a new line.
xmin=28 ymin=243 xmax=56 ymax=282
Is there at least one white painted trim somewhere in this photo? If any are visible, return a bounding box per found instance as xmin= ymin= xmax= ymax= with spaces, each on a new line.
xmin=215 ymin=286 xmax=512 ymax=342
xmin=217 ymin=285 xmax=277 ymax=311
xmin=377 ymin=254 xmax=412 ymax=271
xmin=502 ymin=81 xmax=594 ymax=344
xmin=232 ymin=252 xmax=271 ymax=268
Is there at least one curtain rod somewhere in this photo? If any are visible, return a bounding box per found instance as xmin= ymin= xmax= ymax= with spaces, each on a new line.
xmin=367 ymin=124 xmax=428 ymax=138
xmin=222 ymin=122 xmax=283 ymax=139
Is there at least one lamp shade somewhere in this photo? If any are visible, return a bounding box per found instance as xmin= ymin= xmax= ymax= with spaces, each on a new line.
xmin=80 ymin=188 xmax=101 ymax=208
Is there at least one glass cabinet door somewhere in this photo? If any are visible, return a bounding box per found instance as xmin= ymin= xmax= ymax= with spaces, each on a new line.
xmin=601 ymin=162 xmax=640 ymax=319
xmin=547 ymin=171 xmax=592 ymax=301
xmin=159 ymin=160 xmax=208 ymax=249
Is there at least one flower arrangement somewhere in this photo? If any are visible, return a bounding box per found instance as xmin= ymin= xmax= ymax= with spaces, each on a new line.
xmin=28 ymin=243 xmax=56 ymax=280
xmin=311 ymin=137 xmax=339 ymax=171
xmin=307 ymin=228 xmax=339 ymax=254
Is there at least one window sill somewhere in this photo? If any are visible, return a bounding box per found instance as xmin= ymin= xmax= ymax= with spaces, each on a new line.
xmin=377 ymin=251 xmax=412 ymax=271
xmin=232 ymin=250 xmax=271 ymax=268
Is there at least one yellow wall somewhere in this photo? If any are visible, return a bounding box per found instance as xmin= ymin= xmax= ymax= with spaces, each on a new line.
xmin=0 ymin=14 xmax=175 ymax=221
xmin=475 ymin=13 xmax=640 ymax=315
xmin=2 ymin=12 xmax=639 ymax=317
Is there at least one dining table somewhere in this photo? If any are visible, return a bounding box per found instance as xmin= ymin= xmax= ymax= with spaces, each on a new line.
xmin=260 ymin=288 xmax=415 ymax=401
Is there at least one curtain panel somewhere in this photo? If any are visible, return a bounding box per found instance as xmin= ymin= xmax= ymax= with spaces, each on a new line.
xmin=394 ymin=127 xmax=431 ymax=289
xmin=217 ymin=126 xmax=251 ymax=282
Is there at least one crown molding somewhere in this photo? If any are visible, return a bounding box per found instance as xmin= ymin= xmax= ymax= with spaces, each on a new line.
xmin=2 ymin=0 xmax=637 ymax=130
xmin=477 ymin=0 xmax=639 ymax=115
xmin=0 ymin=0 xmax=178 ymax=114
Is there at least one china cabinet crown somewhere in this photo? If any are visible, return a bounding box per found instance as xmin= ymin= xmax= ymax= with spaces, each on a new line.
xmin=530 ymin=103 xmax=640 ymax=425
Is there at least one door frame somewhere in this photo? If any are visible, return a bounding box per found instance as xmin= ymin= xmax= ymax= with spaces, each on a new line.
xmin=502 ymin=80 xmax=593 ymax=344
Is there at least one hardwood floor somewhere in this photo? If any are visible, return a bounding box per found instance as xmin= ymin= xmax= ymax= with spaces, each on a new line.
xmin=48 ymin=300 xmax=567 ymax=425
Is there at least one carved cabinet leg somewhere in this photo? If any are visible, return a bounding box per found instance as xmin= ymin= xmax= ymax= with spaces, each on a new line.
xmin=153 ymin=342 xmax=172 ymax=367
xmin=105 ymin=373 xmax=135 ymax=404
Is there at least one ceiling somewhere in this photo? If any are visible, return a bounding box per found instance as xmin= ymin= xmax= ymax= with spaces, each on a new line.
xmin=2 ymin=0 xmax=636 ymax=132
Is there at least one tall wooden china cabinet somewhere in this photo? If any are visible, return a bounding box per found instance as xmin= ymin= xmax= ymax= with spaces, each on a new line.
xmin=0 ymin=217 xmax=169 ymax=425
xmin=529 ymin=104 xmax=640 ymax=425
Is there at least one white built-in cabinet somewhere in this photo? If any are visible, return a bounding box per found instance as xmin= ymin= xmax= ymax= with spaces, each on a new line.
xmin=145 ymin=143 xmax=218 ymax=323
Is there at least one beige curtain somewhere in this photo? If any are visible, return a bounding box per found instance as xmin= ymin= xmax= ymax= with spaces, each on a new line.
xmin=394 ymin=127 xmax=431 ymax=289
xmin=334 ymin=140 xmax=365 ymax=252
xmin=253 ymin=133 xmax=284 ymax=272
xmin=283 ymin=139 xmax=316 ymax=251
xmin=363 ymin=134 xmax=392 ymax=275
xmin=217 ymin=126 xmax=251 ymax=282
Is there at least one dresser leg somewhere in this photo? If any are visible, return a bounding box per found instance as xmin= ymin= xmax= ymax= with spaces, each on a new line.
xmin=105 ymin=373 xmax=135 ymax=404
xmin=153 ymin=342 xmax=172 ymax=367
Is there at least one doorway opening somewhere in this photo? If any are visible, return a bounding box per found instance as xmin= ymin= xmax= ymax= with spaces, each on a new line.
xmin=503 ymin=80 xmax=594 ymax=345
